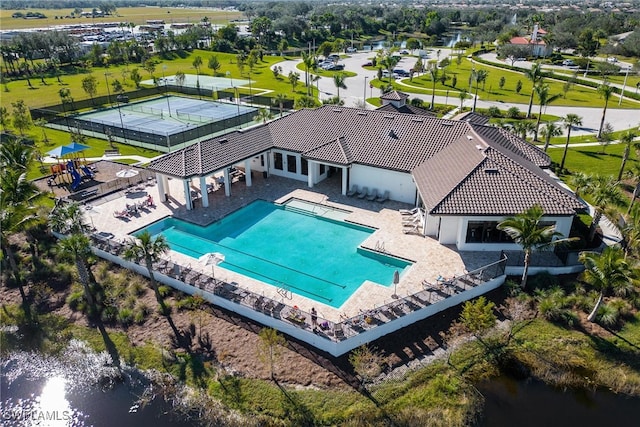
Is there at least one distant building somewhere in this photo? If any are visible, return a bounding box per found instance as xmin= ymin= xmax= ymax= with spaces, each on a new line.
xmin=509 ymin=24 xmax=553 ymax=58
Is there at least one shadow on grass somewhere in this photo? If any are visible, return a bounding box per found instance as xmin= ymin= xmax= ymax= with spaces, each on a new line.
xmin=274 ymin=378 xmax=318 ymax=426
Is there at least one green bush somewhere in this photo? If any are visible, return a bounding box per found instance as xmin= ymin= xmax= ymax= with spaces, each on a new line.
xmin=66 ymin=290 xmax=85 ymax=312
xmin=118 ymin=308 xmax=134 ymax=326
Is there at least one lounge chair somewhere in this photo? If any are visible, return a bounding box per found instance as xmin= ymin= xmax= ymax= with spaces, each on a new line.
xmin=402 ymin=215 xmax=421 ymax=226
xmin=399 ymin=207 xmax=420 ymax=215
xmin=357 ymin=186 xmax=369 ymax=199
xmin=366 ymin=188 xmax=378 ymax=201
xmin=403 ymin=223 xmax=420 ymax=234
xmin=347 ymin=185 xmax=358 ymax=197
xmin=375 ymin=190 xmax=389 ymax=203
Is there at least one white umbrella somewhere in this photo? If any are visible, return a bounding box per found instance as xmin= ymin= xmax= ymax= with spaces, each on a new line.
xmin=116 ymin=168 xmax=139 ymax=186
xmin=199 ymin=252 xmax=225 ymax=278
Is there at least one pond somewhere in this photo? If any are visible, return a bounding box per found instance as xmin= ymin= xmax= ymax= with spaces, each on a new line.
xmin=476 ymin=375 xmax=640 ymax=426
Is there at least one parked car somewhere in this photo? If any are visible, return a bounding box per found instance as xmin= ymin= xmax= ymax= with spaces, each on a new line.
xmin=329 ymin=63 xmax=345 ymax=71
xmin=399 ymin=49 xmax=410 ymax=54
xmin=561 ymin=59 xmax=575 ymax=66
xmin=116 ymin=94 xmax=129 ymax=103
xmin=327 ymin=54 xmax=340 ymax=61
xmin=346 ymin=47 xmax=357 ymax=53
xmin=362 ymin=61 xmax=373 ymax=67
xmin=393 ymin=69 xmax=410 ymax=77
xmin=607 ymin=57 xmax=618 ymax=63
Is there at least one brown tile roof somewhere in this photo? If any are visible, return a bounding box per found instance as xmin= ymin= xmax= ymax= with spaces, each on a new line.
xmin=147 ymin=105 xmax=581 ymax=216
xmin=413 ymin=128 xmax=582 ymax=216
xmin=451 ymin=111 xmax=490 ymax=125
xmin=380 ymin=90 xmax=409 ymax=101
xmin=377 ymin=103 xmax=436 ymax=117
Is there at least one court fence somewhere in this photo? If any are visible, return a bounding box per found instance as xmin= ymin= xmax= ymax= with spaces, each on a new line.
xmin=31 ymin=87 xmax=291 ymax=152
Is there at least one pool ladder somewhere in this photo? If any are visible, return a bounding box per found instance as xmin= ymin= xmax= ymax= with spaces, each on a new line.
xmin=375 ymin=240 xmax=387 ymax=253
xmin=277 ymin=283 xmax=292 ymax=300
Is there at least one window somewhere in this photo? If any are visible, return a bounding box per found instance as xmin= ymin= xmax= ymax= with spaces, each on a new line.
xmin=319 ymin=164 xmax=326 ymax=175
xmin=287 ymin=154 xmax=297 ymax=173
xmin=273 ymin=152 xmax=283 ymax=170
xmin=301 ymin=158 xmax=308 ymax=176
xmin=465 ymin=221 xmax=512 ymax=243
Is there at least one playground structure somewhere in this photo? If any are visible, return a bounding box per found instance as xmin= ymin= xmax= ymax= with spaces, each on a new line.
xmin=46 ymin=142 xmax=96 ymax=191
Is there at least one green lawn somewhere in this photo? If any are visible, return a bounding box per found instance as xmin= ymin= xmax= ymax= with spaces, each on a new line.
xmin=395 ymin=58 xmax=639 ymax=108
xmin=546 ymin=142 xmax=637 ymax=177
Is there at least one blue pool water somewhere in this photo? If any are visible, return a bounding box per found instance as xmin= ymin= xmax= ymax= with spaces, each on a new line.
xmin=136 ymin=200 xmax=411 ymax=308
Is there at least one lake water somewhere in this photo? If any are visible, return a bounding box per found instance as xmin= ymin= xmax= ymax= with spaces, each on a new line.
xmin=476 ymin=375 xmax=640 ymax=426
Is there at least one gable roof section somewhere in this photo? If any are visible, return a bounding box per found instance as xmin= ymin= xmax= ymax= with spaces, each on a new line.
xmin=451 ymin=111 xmax=490 ymax=125
xmin=303 ymin=137 xmax=353 ymax=166
xmin=470 ymin=124 xmax=551 ymax=168
xmin=380 ymin=90 xmax=409 ymax=101
xmin=413 ymin=130 xmax=582 ymax=216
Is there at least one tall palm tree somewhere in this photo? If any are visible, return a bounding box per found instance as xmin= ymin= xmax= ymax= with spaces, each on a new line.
xmin=524 ymin=62 xmax=544 ymax=118
xmin=498 ymin=204 xmax=574 ymax=290
xmin=274 ymin=93 xmax=287 ymax=118
xmin=301 ymin=51 xmax=315 ymax=96
xmin=254 ymin=108 xmax=272 ymax=123
xmin=584 ymin=175 xmax=625 ymax=242
xmin=617 ymin=130 xmax=638 ymax=181
xmin=428 ymin=66 xmax=439 ymax=109
xmin=627 ymin=162 xmax=640 ymax=214
xmin=49 ymin=202 xmax=88 ymax=235
xmin=1 ymin=138 xmax=34 ymax=171
xmin=58 ymin=234 xmax=96 ymax=308
xmin=541 ymin=121 xmax=562 ymax=152
xmin=333 ymin=72 xmax=347 ymax=102
xmin=123 ymin=231 xmax=169 ymax=313
xmin=596 ymin=82 xmax=615 ymax=139
xmin=559 ymin=113 xmax=583 ymax=170
xmin=472 ymin=69 xmax=488 ymax=112
xmin=533 ymin=84 xmax=561 ymax=141
xmin=579 ymin=247 xmax=636 ymax=322
xmin=458 ymin=89 xmax=467 ymax=111
xmin=621 ymin=205 xmax=640 ymax=259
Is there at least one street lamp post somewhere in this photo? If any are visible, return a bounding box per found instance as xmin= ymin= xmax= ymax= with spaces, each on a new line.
xmin=363 ymin=76 xmax=368 ymax=105
xmin=162 ymin=65 xmax=172 ymax=116
xmin=234 ymin=86 xmax=240 ymax=128
xmin=226 ymin=70 xmax=233 ymax=90
xmin=619 ymin=67 xmax=630 ymax=106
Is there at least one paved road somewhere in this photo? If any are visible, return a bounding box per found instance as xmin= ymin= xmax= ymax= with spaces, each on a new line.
xmin=275 ymin=50 xmax=640 ymax=137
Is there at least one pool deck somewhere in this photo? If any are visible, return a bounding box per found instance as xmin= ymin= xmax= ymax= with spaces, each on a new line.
xmin=85 ymin=173 xmax=502 ymax=323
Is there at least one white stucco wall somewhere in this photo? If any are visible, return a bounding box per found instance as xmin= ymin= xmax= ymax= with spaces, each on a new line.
xmin=350 ymin=164 xmax=416 ymax=204
xmin=438 ymin=216 xmax=460 ymax=244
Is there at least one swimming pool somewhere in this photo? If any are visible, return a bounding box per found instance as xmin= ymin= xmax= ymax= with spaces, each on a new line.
xmin=136 ymin=200 xmax=412 ymax=308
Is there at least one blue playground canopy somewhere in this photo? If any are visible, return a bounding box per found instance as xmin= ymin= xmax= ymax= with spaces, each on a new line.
xmin=46 ymin=142 xmax=91 ymax=158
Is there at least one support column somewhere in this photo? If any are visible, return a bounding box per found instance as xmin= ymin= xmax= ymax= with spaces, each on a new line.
xmin=199 ymin=176 xmax=209 ymax=207
xmin=156 ymin=173 xmax=166 ymax=202
xmin=244 ymin=159 xmax=252 ymax=187
xmin=163 ymin=175 xmax=171 ymax=196
xmin=341 ymin=167 xmax=348 ymax=196
xmin=183 ymin=179 xmax=192 ymax=210
xmin=223 ymin=168 xmax=231 ymax=197
xmin=308 ymin=162 xmax=314 ymax=188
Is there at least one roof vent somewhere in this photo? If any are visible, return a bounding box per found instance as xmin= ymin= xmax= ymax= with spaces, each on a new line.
xmin=388 ymin=129 xmax=398 ymax=139
xmin=411 ymin=118 xmax=424 ymax=123
xmin=475 ymin=144 xmax=483 ymax=150
xmin=383 ymin=115 xmax=395 ymax=119
xmin=332 ymin=108 xmax=342 ymax=113
xmin=357 ymin=111 xmax=367 ymax=116
xmin=218 ymin=138 xmax=228 ymax=144
xmin=441 ymin=122 xmax=454 ymax=127
xmin=466 ymin=135 xmax=473 ymax=140
xmin=484 ymin=168 xmax=499 ymax=174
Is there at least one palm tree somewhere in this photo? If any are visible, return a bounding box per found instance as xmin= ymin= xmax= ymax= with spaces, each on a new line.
xmin=333 ymin=73 xmax=347 ymax=101
xmin=621 ymin=205 xmax=640 ymax=259
xmin=584 ymin=175 xmax=625 ymax=242
xmin=497 ymin=204 xmax=574 ymax=290
xmin=559 ymin=113 xmax=583 ymax=170
xmin=58 ymin=234 xmax=96 ymax=308
xmin=579 ymin=247 xmax=636 ymax=322
xmin=596 ymin=82 xmax=615 ymax=139
xmin=524 ymin=62 xmax=544 ymax=118
xmin=472 ymin=69 xmax=488 ymax=112
xmin=49 ymin=202 xmax=88 ymax=235
xmin=288 ymin=71 xmax=300 ymax=92
xmin=254 ymin=108 xmax=272 ymax=123
xmin=540 ymin=121 xmax=562 ymax=152
xmin=1 ymin=138 xmax=34 ymax=171
xmin=617 ymin=130 xmax=638 ymax=181
xmin=533 ymin=84 xmax=561 ymax=141
xmin=428 ymin=66 xmax=439 ymax=109
xmin=627 ymin=163 xmax=640 ymax=214
xmin=123 ymin=231 xmax=169 ymax=313
xmin=458 ymin=89 xmax=467 ymax=111
xmin=192 ymin=55 xmax=203 ymax=92
xmin=569 ymin=172 xmax=591 ymax=199
xmin=274 ymin=93 xmax=287 ymax=118
xmin=301 ymin=51 xmax=315 ymax=96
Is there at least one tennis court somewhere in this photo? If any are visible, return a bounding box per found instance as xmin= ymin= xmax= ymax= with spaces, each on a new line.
xmin=70 ymin=96 xmax=258 ymax=151
xmin=142 ymin=75 xmax=252 ymax=91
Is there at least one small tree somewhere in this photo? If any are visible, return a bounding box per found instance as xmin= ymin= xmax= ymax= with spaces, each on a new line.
xmin=208 ymin=55 xmax=221 ymax=75
xmin=596 ymin=82 xmax=615 ymax=139
xmin=349 ymin=345 xmax=386 ymax=383
xmin=274 ymin=93 xmax=286 ymax=117
xmin=559 ymin=113 xmax=583 ymax=170
xmin=254 ymin=108 xmax=272 ymax=123
xmin=541 ymin=121 xmax=562 ymax=152
xmin=174 ymin=71 xmax=185 ymax=88
xmin=81 ymin=75 xmax=98 ymax=105
xmin=515 ymin=79 xmax=523 ymax=94
xmin=598 ymin=122 xmax=614 ymax=153
xmin=499 ymin=76 xmax=506 ymax=90
xmin=257 ymin=328 xmax=286 ymax=380
xmin=288 ymin=71 xmax=300 ymax=92
xmin=333 ymin=72 xmax=347 ymax=101
xmin=130 ymin=68 xmax=142 ymax=88
xmin=11 ymin=100 xmax=32 ymax=135
xmin=34 ymin=118 xmax=49 ymax=143
xmin=617 ymin=130 xmax=638 ymax=181
xmin=460 ymin=296 xmax=496 ymax=347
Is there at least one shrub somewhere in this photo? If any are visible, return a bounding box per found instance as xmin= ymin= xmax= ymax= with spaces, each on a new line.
xmin=101 ymin=305 xmax=119 ymax=323
xmin=507 ymin=106 xmax=521 ymax=119
xmin=487 ymin=106 xmax=501 ymax=117
xmin=134 ymin=303 xmax=150 ymax=324
xmin=118 ymin=308 xmax=134 ymax=326
xmin=66 ymin=290 xmax=85 ymax=312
